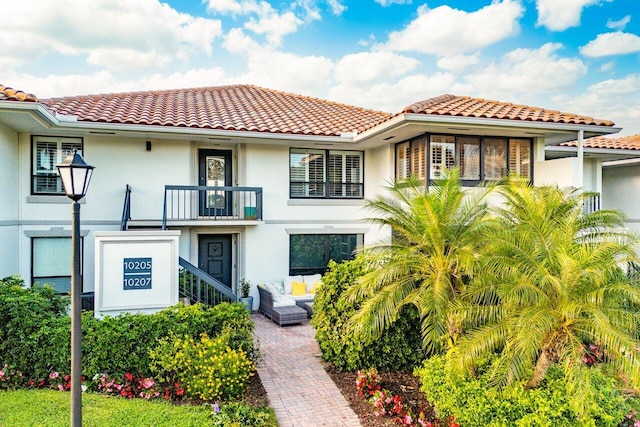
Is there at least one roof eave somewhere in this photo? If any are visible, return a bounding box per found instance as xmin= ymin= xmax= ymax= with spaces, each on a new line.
xmin=0 ymin=100 xmax=60 ymax=129
xmin=52 ymin=120 xmax=355 ymax=144
xmin=355 ymin=112 xmax=621 ymax=145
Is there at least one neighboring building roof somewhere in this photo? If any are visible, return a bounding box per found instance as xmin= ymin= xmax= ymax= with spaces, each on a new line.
xmin=0 ymin=84 xmax=38 ymax=102
xmin=560 ymin=134 xmax=640 ymax=151
xmin=402 ymin=94 xmax=615 ymax=127
xmin=41 ymin=85 xmax=392 ymax=137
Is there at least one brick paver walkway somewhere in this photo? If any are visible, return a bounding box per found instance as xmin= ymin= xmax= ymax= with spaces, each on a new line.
xmin=252 ymin=314 xmax=361 ymax=427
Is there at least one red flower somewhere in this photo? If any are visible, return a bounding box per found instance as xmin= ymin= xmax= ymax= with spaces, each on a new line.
xmin=124 ymin=372 xmax=133 ymax=381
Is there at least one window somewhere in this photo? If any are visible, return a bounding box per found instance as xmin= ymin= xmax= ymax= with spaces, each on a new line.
xmin=290 ymin=149 xmax=363 ymax=198
xmin=32 ymin=136 xmax=83 ymax=195
xmin=483 ymin=138 xmax=507 ymax=180
xmin=32 ymin=237 xmax=80 ymax=293
xmin=458 ymin=137 xmax=480 ymax=180
xmin=509 ymin=139 xmax=531 ymax=179
xmin=396 ymin=134 xmax=532 ymax=184
xmin=430 ymin=135 xmax=455 ymax=180
xmin=395 ymin=136 xmax=427 ymax=183
xmin=289 ymin=234 xmax=362 ymax=275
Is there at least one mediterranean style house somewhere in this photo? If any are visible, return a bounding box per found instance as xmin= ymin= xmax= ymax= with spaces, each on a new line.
xmin=1 ymin=83 xmax=639 ymax=297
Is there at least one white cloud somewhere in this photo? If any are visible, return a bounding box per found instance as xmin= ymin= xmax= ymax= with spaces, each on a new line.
xmin=462 ymin=43 xmax=587 ymax=99
xmin=607 ymin=15 xmax=631 ymax=30
xmin=436 ymin=53 xmax=481 ymax=72
xmin=553 ymin=74 xmax=640 ymax=135
xmin=223 ymin=29 xmax=334 ymax=94
xmin=244 ymin=10 xmax=303 ymax=46
xmin=580 ymin=32 xmax=640 ymax=57
xmin=0 ymin=67 xmax=232 ymax=99
xmin=535 ymin=0 xmax=600 ymax=31
xmin=334 ymin=51 xmax=420 ymax=84
xmin=600 ymin=61 xmax=614 ymax=72
xmin=325 ymin=0 xmax=347 ymax=15
xmin=328 ymin=72 xmax=458 ymax=113
xmin=206 ymin=0 xmax=322 ymax=46
xmin=375 ymin=0 xmax=412 ymax=6
xmin=383 ymin=0 xmax=523 ymax=55
xmin=0 ymin=0 xmax=222 ymax=71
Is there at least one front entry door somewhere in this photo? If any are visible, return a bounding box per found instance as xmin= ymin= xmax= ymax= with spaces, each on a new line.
xmin=199 ymin=149 xmax=232 ymax=217
xmin=198 ymin=234 xmax=232 ymax=288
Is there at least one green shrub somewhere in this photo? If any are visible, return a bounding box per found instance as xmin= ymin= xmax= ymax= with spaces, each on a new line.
xmin=311 ymin=257 xmax=426 ymax=371
xmin=82 ymin=302 xmax=255 ymax=378
xmin=211 ymin=402 xmax=278 ymax=427
xmin=0 ymin=276 xmax=255 ymax=382
xmin=150 ymin=333 xmax=254 ymax=401
xmin=0 ymin=276 xmax=70 ymax=380
xmin=416 ymin=355 xmax=631 ymax=426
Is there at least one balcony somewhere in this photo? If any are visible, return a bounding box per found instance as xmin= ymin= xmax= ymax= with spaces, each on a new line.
xmin=583 ymin=192 xmax=601 ymax=214
xmin=162 ymin=185 xmax=263 ymax=229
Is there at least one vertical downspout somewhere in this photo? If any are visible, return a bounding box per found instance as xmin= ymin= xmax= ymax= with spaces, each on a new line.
xmin=577 ymin=129 xmax=584 ymax=191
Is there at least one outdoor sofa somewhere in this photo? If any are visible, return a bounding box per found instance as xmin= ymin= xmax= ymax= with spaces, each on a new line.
xmin=257 ymin=275 xmax=322 ymax=326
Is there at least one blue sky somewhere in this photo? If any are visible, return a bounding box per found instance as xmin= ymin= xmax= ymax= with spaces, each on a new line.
xmin=2 ymin=0 xmax=639 ymax=135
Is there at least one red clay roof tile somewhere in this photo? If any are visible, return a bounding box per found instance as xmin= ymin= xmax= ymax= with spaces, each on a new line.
xmin=560 ymin=135 xmax=640 ymax=150
xmin=402 ymin=94 xmax=615 ymax=127
xmin=0 ymin=84 xmax=38 ymax=102
xmin=41 ymin=85 xmax=392 ymax=137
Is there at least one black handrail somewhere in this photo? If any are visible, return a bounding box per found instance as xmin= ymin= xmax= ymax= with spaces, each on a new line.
xmin=120 ymin=184 xmax=132 ymax=231
xmin=178 ymin=257 xmax=238 ymax=305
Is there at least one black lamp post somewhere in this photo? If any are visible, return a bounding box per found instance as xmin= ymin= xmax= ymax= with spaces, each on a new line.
xmin=56 ymin=149 xmax=94 ymax=427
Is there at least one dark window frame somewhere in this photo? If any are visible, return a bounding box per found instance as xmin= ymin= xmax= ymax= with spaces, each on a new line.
xmin=395 ymin=133 xmax=533 ymax=186
xmin=289 ymin=233 xmax=362 ymax=276
xmin=31 ymin=236 xmax=84 ymax=294
xmin=289 ymin=148 xmax=364 ymax=199
xmin=31 ymin=135 xmax=84 ymax=195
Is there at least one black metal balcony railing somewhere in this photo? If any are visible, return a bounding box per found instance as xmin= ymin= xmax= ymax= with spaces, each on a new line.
xmin=163 ymin=185 xmax=263 ymax=229
xmin=583 ymin=193 xmax=601 ymax=214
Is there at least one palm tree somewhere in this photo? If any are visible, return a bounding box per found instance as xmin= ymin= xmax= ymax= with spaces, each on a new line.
xmin=345 ymin=169 xmax=494 ymax=355
xmin=450 ymin=178 xmax=640 ymax=398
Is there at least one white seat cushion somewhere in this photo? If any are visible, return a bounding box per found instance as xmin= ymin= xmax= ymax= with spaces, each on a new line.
xmin=273 ymin=296 xmax=297 ymax=308
xmin=290 ymin=293 xmax=315 ymax=302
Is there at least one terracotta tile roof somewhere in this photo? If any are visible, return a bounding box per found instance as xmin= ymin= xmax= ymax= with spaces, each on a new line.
xmin=402 ymin=94 xmax=615 ymax=127
xmin=0 ymin=84 xmax=38 ymax=102
xmin=41 ymin=85 xmax=392 ymax=137
xmin=560 ymin=134 xmax=640 ymax=150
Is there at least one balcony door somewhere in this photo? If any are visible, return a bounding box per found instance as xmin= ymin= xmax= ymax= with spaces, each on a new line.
xmin=199 ymin=149 xmax=232 ymax=217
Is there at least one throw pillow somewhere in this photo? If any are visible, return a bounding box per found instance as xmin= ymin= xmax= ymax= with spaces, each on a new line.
xmin=284 ymin=275 xmax=303 ymax=294
xmin=309 ymin=281 xmax=322 ymax=294
xmin=291 ymin=281 xmax=306 ymax=296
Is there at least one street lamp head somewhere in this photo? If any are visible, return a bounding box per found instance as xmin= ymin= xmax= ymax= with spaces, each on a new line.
xmin=56 ymin=149 xmax=95 ymax=201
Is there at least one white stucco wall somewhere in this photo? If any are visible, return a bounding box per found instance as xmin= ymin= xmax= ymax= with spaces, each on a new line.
xmin=0 ymin=123 xmax=19 ymax=278
xmin=603 ymin=164 xmax=640 ymax=235
xmin=238 ymin=143 xmax=394 ymax=283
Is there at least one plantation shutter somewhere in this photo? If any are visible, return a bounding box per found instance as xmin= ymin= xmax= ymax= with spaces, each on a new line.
xmin=509 ymin=139 xmax=530 ymax=179
xmin=396 ymin=142 xmax=410 ymax=181
xmin=410 ymin=137 xmax=426 ymax=184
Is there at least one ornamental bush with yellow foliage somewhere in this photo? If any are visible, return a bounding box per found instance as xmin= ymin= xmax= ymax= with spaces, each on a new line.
xmin=150 ymin=333 xmax=254 ymax=401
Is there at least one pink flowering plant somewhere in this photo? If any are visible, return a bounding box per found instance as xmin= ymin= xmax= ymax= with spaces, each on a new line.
xmin=355 ymin=368 xmax=458 ymax=427
xmin=620 ymin=409 xmax=640 ymax=427
xmin=97 ymin=372 xmax=162 ymax=400
xmin=0 ymin=364 xmax=23 ymax=390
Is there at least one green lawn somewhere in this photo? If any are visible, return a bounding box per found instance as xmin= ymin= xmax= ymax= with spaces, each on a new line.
xmin=0 ymin=389 xmax=212 ymax=427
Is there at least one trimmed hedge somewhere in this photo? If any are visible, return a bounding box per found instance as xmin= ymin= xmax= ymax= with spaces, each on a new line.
xmin=311 ymin=258 xmax=426 ymax=371
xmin=416 ymin=355 xmax=637 ymax=427
xmin=0 ymin=276 xmax=255 ymax=381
